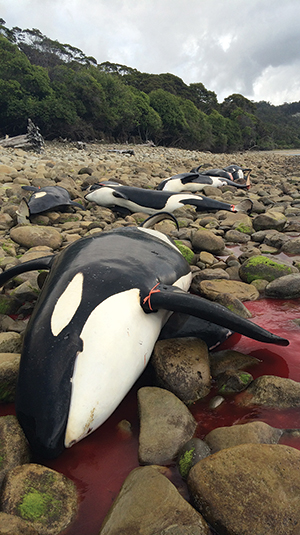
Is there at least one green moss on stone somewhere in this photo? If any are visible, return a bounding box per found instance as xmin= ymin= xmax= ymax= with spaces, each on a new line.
xmin=178 ymin=448 xmax=195 ymax=478
xmin=243 ymin=255 xmax=293 ymax=283
xmin=174 ymin=240 xmax=194 ymax=264
xmin=18 ymin=488 xmax=62 ymax=523
xmin=234 ymin=222 xmax=252 ymax=234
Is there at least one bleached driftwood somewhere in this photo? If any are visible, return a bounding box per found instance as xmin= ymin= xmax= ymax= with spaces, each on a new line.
xmin=0 ymin=119 xmax=45 ymax=152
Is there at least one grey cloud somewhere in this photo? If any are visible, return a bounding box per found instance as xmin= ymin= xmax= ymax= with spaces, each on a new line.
xmin=1 ymin=0 xmax=300 ymax=104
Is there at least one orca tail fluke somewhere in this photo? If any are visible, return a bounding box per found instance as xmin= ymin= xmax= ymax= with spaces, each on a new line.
xmin=0 ymin=256 xmax=54 ymax=287
xmin=142 ymin=284 xmax=289 ymax=346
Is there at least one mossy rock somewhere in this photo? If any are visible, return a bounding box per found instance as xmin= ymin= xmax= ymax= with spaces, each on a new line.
xmin=233 ymin=221 xmax=254 ymax=234
xmin=239 ymin=255 xmax=298 ymax=283
xmin=0 ymin=464 xmax=78 ymax=535
xmin=174 ymin=240 xmax=195 ymax=264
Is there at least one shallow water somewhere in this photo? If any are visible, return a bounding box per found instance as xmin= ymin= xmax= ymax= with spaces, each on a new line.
xmin=1 ymin=298 xmax=300 ymax=534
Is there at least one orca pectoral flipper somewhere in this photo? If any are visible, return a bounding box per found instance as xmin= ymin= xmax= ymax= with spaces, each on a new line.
xmin=142 ymin=284 xmax=289 ymax=346
xmin=0 ymin=256 xmax=54 ymax=287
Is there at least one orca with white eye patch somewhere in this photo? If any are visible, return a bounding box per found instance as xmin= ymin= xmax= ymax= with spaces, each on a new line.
xmin=157 ymin=165 xmax=251 ymax=193
xmin=84 ymin=182 xmax=253 ymax=216
xmin=0 ymin=213 xmax=288 ymax=458
xmin=21 ymin=185 xmax=85 ymax=216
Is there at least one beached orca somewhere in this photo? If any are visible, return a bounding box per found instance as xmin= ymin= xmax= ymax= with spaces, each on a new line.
xmin=193 ymin=164 xmax=252 ymax=182
xmin=0 ymin=214 xmax=288 ymax=458
xmin=17 ymin=186 xmax=84 ymax=223
xmin=157 ymin=171 xmax=251 ymax=192
xmin=84 ymin=182 xmax=252 ymax=216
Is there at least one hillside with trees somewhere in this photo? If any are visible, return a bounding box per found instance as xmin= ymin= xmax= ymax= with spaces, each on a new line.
xmin=1 ymin=20 xmax=300 ymax=152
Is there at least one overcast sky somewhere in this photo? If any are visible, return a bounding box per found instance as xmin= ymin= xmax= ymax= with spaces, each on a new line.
xmin=1 ymin=0 xmax=300 ymax=106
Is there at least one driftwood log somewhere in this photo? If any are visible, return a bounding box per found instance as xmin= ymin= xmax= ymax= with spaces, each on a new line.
xmin=0 ymin=119 xmax=45 ymax=152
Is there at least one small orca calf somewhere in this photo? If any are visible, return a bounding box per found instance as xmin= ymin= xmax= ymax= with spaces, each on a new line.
xmin=17 ymin=186 xmax=84 ymax=223
xmin=0 ymin=214 xmax=288 ymax=458
xmin=84 ymin=182 xmax=252 ymax=216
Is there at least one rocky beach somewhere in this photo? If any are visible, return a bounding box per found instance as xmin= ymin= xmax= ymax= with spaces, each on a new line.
xmin=0 ymin=141 xmax=300 ymax=534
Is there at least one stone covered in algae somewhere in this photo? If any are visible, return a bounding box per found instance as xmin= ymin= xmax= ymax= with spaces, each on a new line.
xmin=239 ymin=254 xmax=298 ymax=283
xmin=174 ymin=240 xmax=195 ymax=264
xmin=0 ymin=463 xmax=78 ymax=535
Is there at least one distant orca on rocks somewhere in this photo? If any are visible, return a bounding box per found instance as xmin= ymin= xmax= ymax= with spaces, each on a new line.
xmin=0 ymin=213 xmax=288 ymax=458
xmin=192 ymin=164 xmax=252 ymax=182
xmin=84 ymin=182 xmax=253 ymax=216
xmin=17 ymin=186 xmax=84 ymax=223
xmin=157 ymin=171 xmax=251 ymax=193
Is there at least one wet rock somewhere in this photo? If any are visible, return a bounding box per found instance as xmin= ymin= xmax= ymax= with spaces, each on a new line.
xmin=239 ymin=254 xmax=298 ymax=283
xmin=0 ymin=463 xmax=78 ymax=535
xmin=265 ymin=273 xmax=300 ymax=298
xmin=177 ymin=438 xmax=211 ymax=479
xmin=0 ymin=415 xmax=30 ymax=486
xmin=0 ymin=512 xmax=38 ymax=534
xmin=100 ymin=466 xmax=210 ymax=535
xmin=250 ymin=277 xmax=269 ymax=295
xmin=199 ymin=279 xmax=259 ymax=301
xmin=0 ymin=353 xmax=21 ymax=402
xmin=237 ymin=375 xmax=300 ymax=408
xmin=216 ymin=369 xmax=253 ymax=393
xmin=204 ymin=421 xmax=283 ymax=453
xmin=191 ymin=229 xmax=225 ymax=255
xmin=151 ymin=338 xmax=211 ymax=404
xmin=188 ymin=443 xmax=300 ymax=535
xmin=213 ymin=293 xmax=252 ymax=318
xmin=10 ymin=225 xmax=62 ymax=250
xmin=138 ymin=386 xmax=197 ymax=464
xmin=252 ymin=210 xmax=287 ymax=231
xmin=209 ymin=349 xmax=260 ymax=377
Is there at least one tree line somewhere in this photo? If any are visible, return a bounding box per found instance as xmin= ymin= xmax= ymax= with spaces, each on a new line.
xmin=1 ymin=20 xmax=300 ymax=152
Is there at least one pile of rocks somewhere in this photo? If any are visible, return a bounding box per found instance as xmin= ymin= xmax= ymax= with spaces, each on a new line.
xmin=1 ymin=141 xmax=300 ymax=534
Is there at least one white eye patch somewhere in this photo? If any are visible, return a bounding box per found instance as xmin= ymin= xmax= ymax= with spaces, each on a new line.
xmin=33 ymin=191 xmax=47 ymax=198
xmin=51 ymin=272 xmax=84 ymax=336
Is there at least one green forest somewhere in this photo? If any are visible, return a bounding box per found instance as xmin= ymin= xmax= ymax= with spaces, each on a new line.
xmin=1 ymin=20 xmax=300 ymax=152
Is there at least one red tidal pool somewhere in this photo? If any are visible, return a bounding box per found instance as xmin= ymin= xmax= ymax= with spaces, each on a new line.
xmin=1 ymin=297 xmax=300 ymax=534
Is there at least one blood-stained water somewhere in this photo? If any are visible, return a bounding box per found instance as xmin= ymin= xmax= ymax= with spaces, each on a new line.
xmin=1 ymin=298 xmax=300 ymax=534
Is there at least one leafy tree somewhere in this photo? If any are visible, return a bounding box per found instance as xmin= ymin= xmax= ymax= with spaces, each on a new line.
xmin=178 ymin=99 xmax=212 ymax=150
xmin=188 ymin=82 xmax=219 ymax=114
xmin=207 ymin=110 xmax=228 ymax=152
xmin=149 ymin=89 xmax=188 ymax=145
xmin=221 ymin=93 xmax=256 ymax=117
